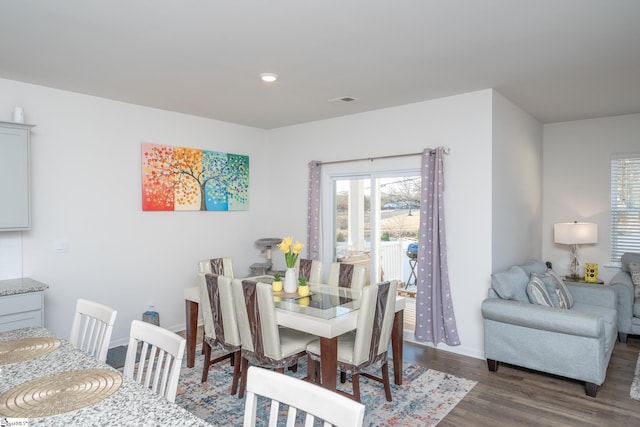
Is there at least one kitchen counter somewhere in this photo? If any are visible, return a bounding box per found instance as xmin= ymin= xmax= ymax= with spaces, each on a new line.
xmin=0 ymin=277 xmax=49 ymax=296
xmin=0 ymin=327 xmax=211 ymax=426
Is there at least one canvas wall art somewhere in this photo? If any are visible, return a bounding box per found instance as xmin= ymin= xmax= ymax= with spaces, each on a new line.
xmin=141 ymin=143 xmax=249 ymax=211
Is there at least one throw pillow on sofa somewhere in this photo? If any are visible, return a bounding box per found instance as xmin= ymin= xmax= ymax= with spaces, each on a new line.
xmin=491 ymin=266 xmax=530 ymax=303
xmin=528 ymin=271 xmax=574 ymax=309
xmin=546 ymin=269 xmax=574 ymax=309
xmin=526 ymin=275 xmax=554 ymax=307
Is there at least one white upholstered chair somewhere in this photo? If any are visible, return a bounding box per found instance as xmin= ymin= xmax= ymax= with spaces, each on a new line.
xmin=232 ymin=279 xmax=317 ymax=398
xmin=123 ymin=320 xmax=186 ymax=403
xmin=198 ymin=273 xmax=242 ymax=394
xmin=295 ymin=258 xmax=323 ymax=284
xmin=184 ymin=257 xmax=235 ymax=304
xmin=242 ymin=366 xmax=365 ymax=427
xmin=69 ymin=298 xmax=117 ymax=363
xmin=307 ymin=280 xmax=398 ymax=402
xmin=327 ymin=262 xmax=367 ymax=289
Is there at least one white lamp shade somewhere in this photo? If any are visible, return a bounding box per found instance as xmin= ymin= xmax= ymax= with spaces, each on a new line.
xmin=554 ymin=222 xmax=598 ymax=245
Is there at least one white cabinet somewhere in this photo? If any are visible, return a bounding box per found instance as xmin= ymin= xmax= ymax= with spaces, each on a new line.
xmin=0 ymin=121 xmax=35 ymax=231
xmin=0 ymin=291 xmax=45 ymax=332
xmin=0 ymin=278 xmax=48 ymax=332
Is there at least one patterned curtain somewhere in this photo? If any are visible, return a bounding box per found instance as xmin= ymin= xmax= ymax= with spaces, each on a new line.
xmin=414 ymin=147 xmax=460 ymax=346
xmin=306 ymin=161 xmax=322 ymax=259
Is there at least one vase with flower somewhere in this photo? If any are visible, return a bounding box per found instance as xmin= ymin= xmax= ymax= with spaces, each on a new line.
xmin=278 ymin=236 xmax=304 ymax=293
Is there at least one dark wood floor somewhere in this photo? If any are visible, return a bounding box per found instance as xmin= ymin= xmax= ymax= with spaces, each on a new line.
xmin=404 ymin=338 xmax=640 ymax=426
xmin=182 ymin=327 xmax=640 ymax=426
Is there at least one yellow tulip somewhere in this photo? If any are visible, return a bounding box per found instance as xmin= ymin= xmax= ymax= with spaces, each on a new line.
xmin=292 ymin=241 xmax=304 ymax=254
xmin=278 ymin=236 xmax=292 ymax=254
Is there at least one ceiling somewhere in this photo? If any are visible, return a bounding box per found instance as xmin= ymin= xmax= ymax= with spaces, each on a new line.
xmin=1 ymin=1 xmax=639 ymax=129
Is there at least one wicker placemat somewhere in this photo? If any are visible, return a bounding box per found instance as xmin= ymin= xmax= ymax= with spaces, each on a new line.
xmin=0 ymin=337 xmax=61 ymax=365
xmin=0 ymin=369 xmax=123 ymax=417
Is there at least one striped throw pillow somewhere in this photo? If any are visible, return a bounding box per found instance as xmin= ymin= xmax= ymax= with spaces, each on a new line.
xmin=546 ymin=269 xmax=574 ymax=309
xmin=527 ymin=275 xmax=554 ymax=307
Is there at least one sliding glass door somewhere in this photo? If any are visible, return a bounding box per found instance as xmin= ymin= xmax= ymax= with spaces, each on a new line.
xmin=330 ymin=173 xmax=420 ymax=287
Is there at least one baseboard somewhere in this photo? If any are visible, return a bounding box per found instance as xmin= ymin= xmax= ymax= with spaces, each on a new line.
xmin=402 ymin=329 xmax=484 ymax=360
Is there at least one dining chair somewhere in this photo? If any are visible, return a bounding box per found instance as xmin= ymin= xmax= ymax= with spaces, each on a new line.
xmin=185 ymin=257 xmax=236 ymax=306
xmin=198 ymin=273 xmax=242 ymax=394
xmin=295 ymin=258 xmax=323 ymax=283
xmin=184 ymin=257 xmax=236 ymax=357
xmin=242 ymin=366 xmax=365 ymax=427
xmin=327 ymin=262 xmax=367 ymax=289
xmin=69 ymin=298 xmax=118 ymax=363
xmin=198 ymin=257 xmax=235 ymax=277
xmin=232 ymin=278 xmax=317 ymax=399
xmin=307 ymin=280 xmax=398 ymax=402
xmin=123 ymin=319 xmax=186 ymax=403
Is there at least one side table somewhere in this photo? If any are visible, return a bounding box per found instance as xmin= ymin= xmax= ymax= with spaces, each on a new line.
xmin=563 ymin=276 xmax=605 ymax=285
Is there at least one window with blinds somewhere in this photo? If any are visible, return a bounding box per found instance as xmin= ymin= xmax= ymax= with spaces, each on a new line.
xmin=611 ymin=155 xmax=640 ymax=265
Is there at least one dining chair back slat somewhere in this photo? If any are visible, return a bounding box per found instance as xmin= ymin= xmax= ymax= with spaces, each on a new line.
xmin=123 ymin=320 xmax=186 ymax=403
xmin=243 ymin=366 xmax=365 ymax=427
xmin=69 ymin=298 xmax=117 ymax=363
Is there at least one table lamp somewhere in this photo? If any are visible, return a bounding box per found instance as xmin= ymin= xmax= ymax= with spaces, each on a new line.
xmin=554 ymin=221 xmax=598 ymax=279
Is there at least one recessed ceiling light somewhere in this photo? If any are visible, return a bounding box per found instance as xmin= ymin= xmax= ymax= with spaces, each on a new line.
xmin=260 ymin=73 xmax=278 ymax=82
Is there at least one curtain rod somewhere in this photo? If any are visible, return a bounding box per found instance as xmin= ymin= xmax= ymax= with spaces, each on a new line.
xmin=318 ymin=147 xmax=450 ymax=166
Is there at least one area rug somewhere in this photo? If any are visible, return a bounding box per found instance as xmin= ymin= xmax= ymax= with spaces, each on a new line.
xmin=631 ymin=353 xmax=640 ymax=400
xmin=175 ymin=349 xmax=476 ymax=426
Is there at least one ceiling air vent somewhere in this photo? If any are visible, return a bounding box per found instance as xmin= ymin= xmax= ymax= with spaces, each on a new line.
xmin=329 ymin=96 xmax=359 ymax=103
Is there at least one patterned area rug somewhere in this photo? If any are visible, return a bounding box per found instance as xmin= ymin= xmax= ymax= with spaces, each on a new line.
xmin=631 ymin=353 xmax=640 ymax=400
xmin=175 ymin=349 xmax=476 ymax=426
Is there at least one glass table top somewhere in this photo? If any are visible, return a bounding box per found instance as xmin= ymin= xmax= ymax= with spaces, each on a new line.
xmin=248 ymin=276 xmax=362 ymax=320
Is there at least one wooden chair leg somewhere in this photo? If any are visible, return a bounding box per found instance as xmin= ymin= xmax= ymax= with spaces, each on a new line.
xmin=340 ymin=370 xmax=347 ymax=383
xmin=231 ymin=350 xmax=241 ymax=395
xmin=381 ymin=361 xmax=392 ymax=402
xmin=201 ymin=341 xmax=212 ymax=383
xmin=352 ymin=373 xmax=361 ymax=402
xmin=238 ymin=357 xmax=250 ymax=399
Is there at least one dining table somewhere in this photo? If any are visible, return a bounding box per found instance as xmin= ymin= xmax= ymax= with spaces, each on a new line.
xmin=184 ymin=277 xmax=406 ymax=392
xmin=0 ymin=327 xmax=211 ymax=426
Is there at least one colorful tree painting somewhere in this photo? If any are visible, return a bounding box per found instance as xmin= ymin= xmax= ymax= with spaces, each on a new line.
xmin=141 ymin=143 xmax=249 ymax=211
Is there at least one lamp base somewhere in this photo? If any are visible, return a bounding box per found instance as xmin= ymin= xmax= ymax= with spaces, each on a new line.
xmin=564 ymin=274 xmax=586 ymax=282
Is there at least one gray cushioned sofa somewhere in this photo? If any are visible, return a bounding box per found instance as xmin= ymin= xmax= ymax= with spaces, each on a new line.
xmin=481 ymin=260 xmax=617 ymax=397
xmin=609 ymin=252 xmax=640 ymax=343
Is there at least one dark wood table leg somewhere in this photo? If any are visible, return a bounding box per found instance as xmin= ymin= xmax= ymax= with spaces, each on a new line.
xmin=320 ymin=336 xmax=338 ymax=391
xmin=391 ymin=309 xmax=404 ymax=385
xmin=185 ymin=299 xmax=199 ymax=368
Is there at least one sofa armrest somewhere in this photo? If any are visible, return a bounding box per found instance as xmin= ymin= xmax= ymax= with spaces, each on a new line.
xmin=481 ymin=298 xmax=604 ymax=339
xmin=610 ymin=271 xmax=634 ymax=299
xmin=566 ymin=282 xmax=616 ymax=309
xmin=609 ymin=271 xmax=634 ymax=334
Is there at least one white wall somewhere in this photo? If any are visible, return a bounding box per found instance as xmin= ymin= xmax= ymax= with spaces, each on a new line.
xmin=0 ymin=78 xmax=272 ymax=345
xmin=491 ymin=92 xmax=543 ymax=271
xmin=269 ymin=90 xmax=495 ymax=359
xmin=0 ymin=78 xmax=544 ymax=360
xmin=543 ymin=113 xmax=640 ymax=281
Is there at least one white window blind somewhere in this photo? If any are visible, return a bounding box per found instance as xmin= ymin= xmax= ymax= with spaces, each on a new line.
xmin=611 ymin=155 xmax=640 ymax=264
